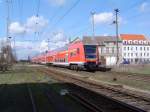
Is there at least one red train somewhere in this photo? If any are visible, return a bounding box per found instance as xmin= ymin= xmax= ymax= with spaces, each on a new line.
xmin=31 ymin=39 xmax=98 ymax=71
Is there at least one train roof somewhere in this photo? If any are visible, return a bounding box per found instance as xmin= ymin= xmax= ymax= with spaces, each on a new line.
xmin=82 ymin=36 xmax=122 ymax=45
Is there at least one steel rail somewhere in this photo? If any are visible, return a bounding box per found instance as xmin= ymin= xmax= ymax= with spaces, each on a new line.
xmin=67 ymin=93 xmax=104 ymax=112
xmin=26 ymin=85 xmax=37 ymax=112
xmin=70 ymin=86 xmax=146 ymax=112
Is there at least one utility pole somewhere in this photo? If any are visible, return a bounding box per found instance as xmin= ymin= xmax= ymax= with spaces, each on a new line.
xmin=6 ymin=0 xmax=10 ymax=40
xmin=114 ymin=9 xmax=119 ymax=64
xmin=47 ymin=38 xmax=50 ymax=50
xmin=91 ymin=11 xmax=95 ymax=38
xmin=45 ymin=38 xmax=50 ymax=64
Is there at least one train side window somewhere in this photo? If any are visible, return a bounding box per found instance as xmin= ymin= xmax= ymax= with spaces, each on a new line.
xmin=70 ymin=52 xmax=73 ymax=57
xmin=77 ymin=48 xmax=80 ymax=54
xmin=70 ymin=52 xmax=76 ymax=57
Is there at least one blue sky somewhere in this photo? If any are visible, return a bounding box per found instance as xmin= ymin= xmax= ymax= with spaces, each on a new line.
xmin=0 ymin=0 xmax=150 ymax=59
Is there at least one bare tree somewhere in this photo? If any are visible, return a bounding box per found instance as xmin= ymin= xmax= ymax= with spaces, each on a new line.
xmin=0 ymin=40 xmax=16 ymax=72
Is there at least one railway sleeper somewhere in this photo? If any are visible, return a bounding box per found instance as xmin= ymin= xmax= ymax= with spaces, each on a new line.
xmin=67 ymin=92 xmax=103 ymax=112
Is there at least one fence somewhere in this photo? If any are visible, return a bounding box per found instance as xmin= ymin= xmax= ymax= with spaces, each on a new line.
xmin=111 ymin=64 xmax=150 ymax=75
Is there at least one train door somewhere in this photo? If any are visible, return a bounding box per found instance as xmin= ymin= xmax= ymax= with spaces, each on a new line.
xmin=65 ymin=54 xmax=68 ymax=63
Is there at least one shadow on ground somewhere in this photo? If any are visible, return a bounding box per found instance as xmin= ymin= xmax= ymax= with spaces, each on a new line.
xmin=0 ymin=82 xmax=89 ymax=112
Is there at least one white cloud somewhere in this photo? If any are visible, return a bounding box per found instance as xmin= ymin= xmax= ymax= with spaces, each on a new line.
xmin=25 ymin=16 xmax=48 ymax=33
xmin=140 ymin=2 xmax=149 ymax=12
xmin=48 ymin=0 xmax=66 ymax=6
xmin=93 ymin=12 xmax=114 ymax=25
xmin=48 ymin=31 xmax=69 ymax=50
xmin=9 ymin=16 xmax=48 ymax=35
xmin=91 ymin=12 xmax=125 ymax=25
xmin=103 ymin=33 xmax=109 ymax=36
xmin=14 ymin=41 xmax=35 ymax=50
xmin=39 ymin=40 xmax=48 ymax=52
xmin=9 ymin=22 xmax=25 ymax=35
xmin=13 ymin=41 xmax=42 ymax=59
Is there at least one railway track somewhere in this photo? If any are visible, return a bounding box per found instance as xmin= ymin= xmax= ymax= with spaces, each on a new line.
xmin=38 ymin=67 xmax=150 ymax=112
xmin=66 ymin=85 xmax=147 ymax=112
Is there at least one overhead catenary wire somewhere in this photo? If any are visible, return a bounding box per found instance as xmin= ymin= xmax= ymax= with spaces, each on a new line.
xmin=49 ymin=6 xmax=63 ymax=22
xmin=34 ymin=0 xmax=41 ymax=41
xmin=71 ymin=24 xmax=91 ymax=38
xmin=36 ymin=0 xmax=40 ymax=17
xmin=40 ymin=0 xmax=81 ymax=41
xmin=69 ymin=0 xmax=148 ymax=39
xmin=18 ymin=0 xmax=23 ymax=23
xmin=121 ymin=0 xmax=148 ymax=13
xmin=117 ymin=0 xmax=149 ymax=22
xmin=42 ymin=0 xmax=149 ymax=43
xmin=38 ymin=5 xmax=64 ymax=41
xmin=6 ymin=0 xmax=11 ymax=39
xmin=52 ymin=0 xmax=81 ymax=27
xmin=71 ymin=0 xmax=149 ymax=37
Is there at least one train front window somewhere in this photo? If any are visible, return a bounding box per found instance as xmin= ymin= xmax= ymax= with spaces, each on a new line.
xmin=86 ymin=55 xmax=96 ymax=58
xmin=84 ymin=45 xmax=96 ymax=54
xmin=84 ymin=45 xmax=96 ymax=58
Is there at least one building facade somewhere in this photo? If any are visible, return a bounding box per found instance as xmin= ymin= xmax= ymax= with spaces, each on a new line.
xmin=120 ymin=34 xmax=150 ymax=64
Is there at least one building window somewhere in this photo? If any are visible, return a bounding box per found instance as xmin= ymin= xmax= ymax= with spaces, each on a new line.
xmin=112 ymin=47 xmax=114 ymax=53
xmin=141 ymin=53 xmax=142 ymax=56
xmin=135 ymin=53 xmax=138 ymax=57
xmin=147 ymin=47 xmax=149 ymax=51
xmin=124 ymin=53 xmax=126 ymax=57
xmin=144 ymin=47 xmax=146 ymax=51
xmin=147 ymin=53 xmax=149 ymax=56
xmin=140 ymin=47 xmax=142 ymax=51
xmin=101 ymin=47 xmax=103 ymax=53
xmin=124 ymin=47 xmax=126 ymax=50
xmin=106 ymin=47 xmax=109 ymax=53
xmin=136 ymin=47 xmax=137 ymax=50
xmin=128 ymin=47 xmax=129 ymax=50
xmin=131 ymin=53 xmax=133 ymax=57
xmin=131 ymin=47 xmax=133 ymax=51
xmin=128 ymin=53 xmax=130 ymax=56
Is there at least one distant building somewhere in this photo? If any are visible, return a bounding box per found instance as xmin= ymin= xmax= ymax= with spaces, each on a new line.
xmin=83 ymin=36 xmax=122 ymax=66
xmin=120 ymin=34 xmax=150 ymax=64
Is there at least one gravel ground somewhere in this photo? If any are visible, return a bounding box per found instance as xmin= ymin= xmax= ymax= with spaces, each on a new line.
xmin=46 ymin=66 xmax=150 ymax=92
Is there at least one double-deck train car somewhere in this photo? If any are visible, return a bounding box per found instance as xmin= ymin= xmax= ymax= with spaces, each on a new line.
xmin=32 ymin=39 xmax=98 ymax=71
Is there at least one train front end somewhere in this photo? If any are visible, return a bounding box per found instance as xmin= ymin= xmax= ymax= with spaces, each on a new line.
xmin=84 ymin=45 xmax=97 ymax=71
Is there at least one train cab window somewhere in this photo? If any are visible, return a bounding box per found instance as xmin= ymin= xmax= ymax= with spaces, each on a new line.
xmin=84 ymin=45 xmax=96 ymax=59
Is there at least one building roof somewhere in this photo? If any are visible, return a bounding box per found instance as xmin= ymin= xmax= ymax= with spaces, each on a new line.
xmin=82 ymin=36 xmax=121 ymax=45
xmin=120 ymin=34 xmax=146 ymax=40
